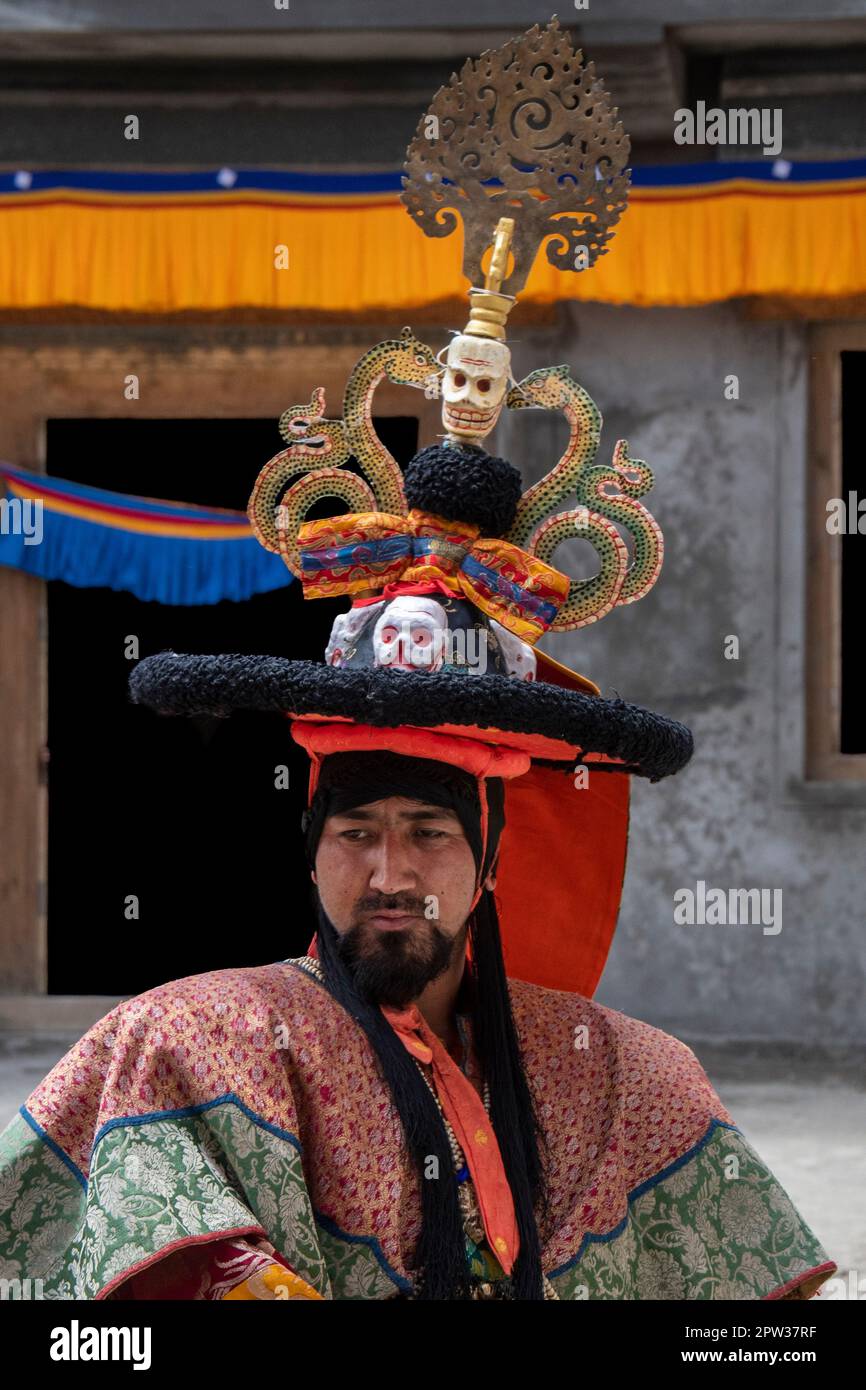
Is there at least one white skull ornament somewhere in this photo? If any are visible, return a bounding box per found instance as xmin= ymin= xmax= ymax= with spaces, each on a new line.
xmin=441 ymin=334 xmax=511 ymax=445
xmin=373 ymin=596 xmax=449 ymax=673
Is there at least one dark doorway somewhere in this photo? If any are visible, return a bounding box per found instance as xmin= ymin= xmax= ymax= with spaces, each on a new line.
xmin=840 ymin=353 xmax=866 ymax=754
xmin=46 ymin=416 xmax=418 ymax=995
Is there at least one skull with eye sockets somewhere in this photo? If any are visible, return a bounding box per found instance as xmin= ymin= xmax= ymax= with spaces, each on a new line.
xmin=441 ymin=335 xmax=511 ymax=445
xmin=372 ymin=596 xmax=449 ymax=673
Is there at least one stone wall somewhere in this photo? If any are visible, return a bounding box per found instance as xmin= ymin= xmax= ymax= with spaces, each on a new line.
xmin=497 ymin=299 xmax=866 ymax=1045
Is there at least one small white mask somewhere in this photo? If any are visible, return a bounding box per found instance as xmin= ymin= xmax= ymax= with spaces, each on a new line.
xmin=373 ymin=596 xmax=449 ymax=673
xmin=489 ymin=618 xmax=536 ymax=682
xmin=325 ymin=602 xmax=383 ymax=668
xmin=441 ymin=335 xmax=511 ymax=444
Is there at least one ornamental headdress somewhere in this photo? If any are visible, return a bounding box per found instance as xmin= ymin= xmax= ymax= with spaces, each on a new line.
xmin=131 ymin=19 xmax=692 ymax=996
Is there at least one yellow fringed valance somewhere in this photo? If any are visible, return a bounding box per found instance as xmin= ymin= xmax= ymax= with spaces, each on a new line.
xmin=1 ymin=170 xmax=864 ymax=312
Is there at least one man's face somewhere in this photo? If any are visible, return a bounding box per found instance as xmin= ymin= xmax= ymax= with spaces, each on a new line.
xmin=314 ymin=794 xmax=493 ymax=1007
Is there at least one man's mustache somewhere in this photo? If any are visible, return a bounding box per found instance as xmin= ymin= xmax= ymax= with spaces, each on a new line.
xmin=355 ymin=894 xmax=428 ymax=917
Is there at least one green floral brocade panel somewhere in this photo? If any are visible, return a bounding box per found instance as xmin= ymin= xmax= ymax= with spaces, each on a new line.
xmin=549 ymin=1126 xmax=832 ymax=1300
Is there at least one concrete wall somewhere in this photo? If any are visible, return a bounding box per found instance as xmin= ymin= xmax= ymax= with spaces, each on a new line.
xmin=495 ymin=300 xmax=866 ymax=1046
xmin=0 ymin=1 xmax=862 ymax=32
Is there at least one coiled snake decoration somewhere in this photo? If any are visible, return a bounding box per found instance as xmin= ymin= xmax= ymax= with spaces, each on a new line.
xmin=248 ymin=327 xmax=438 ymax=576
xmin=250 ymin=342 xmax=662 ymax=635
xmin=505 ymin=365 xmax=664 ymax=630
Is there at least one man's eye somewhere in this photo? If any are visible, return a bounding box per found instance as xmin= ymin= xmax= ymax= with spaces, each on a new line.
xmin=340 ymin=829 xmax=369 ymax=840
xmin=416 ymin=827 xmax=446 ymax=839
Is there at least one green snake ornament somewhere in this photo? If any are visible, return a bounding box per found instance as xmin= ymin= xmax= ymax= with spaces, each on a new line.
xmin=576 ymin=437 xmax=664 ymax=605
xmin=247 ymin=385 xmax=354 ymax=564
xmin=529 ymin=506 xmax=629 ymax=629
xmin=341 ymin=326 xmax=439 ymax=515
xmin=247 ymin=329 xmax=439 ymax=577
xmin=504 ymin=364 xmax=664 ymax=629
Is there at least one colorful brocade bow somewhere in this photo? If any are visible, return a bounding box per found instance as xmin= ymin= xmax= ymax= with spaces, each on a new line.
xmin=297 ymin=508 xmax=570 ymax=645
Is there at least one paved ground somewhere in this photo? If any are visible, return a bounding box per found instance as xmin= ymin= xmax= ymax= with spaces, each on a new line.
xmin=1 ymin=1032 xmax=863 ymax=1296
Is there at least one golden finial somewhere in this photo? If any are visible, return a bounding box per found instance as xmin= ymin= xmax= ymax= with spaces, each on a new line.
xmin=465 ymin=217 xmax=516 ymax=340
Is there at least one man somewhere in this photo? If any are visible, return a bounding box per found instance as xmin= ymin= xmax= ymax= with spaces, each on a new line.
xmin=0 ymin=20 xmax=837 ymax=1302
xmin=0 ymin=748 xmax=835 ymax=1300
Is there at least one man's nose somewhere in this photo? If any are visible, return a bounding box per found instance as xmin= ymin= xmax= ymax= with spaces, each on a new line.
xmin=368 ymin=832 xmax=416 ymax=895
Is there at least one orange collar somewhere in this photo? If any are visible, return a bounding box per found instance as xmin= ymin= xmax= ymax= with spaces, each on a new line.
xmin=381 ymin=1001 xmax=519 ymax=1275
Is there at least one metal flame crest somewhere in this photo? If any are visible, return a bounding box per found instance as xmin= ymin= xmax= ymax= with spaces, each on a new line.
xmin=401 ymin=18 xmax=631 ymax=295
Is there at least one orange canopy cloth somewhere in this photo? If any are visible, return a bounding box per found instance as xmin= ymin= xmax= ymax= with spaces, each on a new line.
xmin=5 ymin=161 xmax=866 ymax=312
xmin=1 ymin=163 xmax=865 ymax=312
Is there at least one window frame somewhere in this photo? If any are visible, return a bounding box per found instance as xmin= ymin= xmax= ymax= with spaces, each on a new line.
xmin=806 ymin=323 xmax=866 ymax=782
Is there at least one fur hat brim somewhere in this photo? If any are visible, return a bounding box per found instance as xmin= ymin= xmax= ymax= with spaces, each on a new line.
xmin=129 ymin=651 xmax=693 ymax=783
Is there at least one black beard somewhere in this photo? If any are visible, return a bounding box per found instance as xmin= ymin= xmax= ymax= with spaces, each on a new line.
xmin=334 ymin=899 xmax=459 ymax=1008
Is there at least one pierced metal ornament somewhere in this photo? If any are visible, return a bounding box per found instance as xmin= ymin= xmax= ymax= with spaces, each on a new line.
xmin=401 ymin=17 xmax=631 ymax=295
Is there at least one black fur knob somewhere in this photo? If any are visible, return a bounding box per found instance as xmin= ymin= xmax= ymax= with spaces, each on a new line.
xmin=403 ymin=443 xmax=522 ymax=537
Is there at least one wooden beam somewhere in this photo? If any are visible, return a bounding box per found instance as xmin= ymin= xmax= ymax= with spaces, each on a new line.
xmin=0 ymin=569 xmax=46 ymax=991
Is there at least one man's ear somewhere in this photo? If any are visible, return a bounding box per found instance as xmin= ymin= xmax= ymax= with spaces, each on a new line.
xmin=311 ymin=869 xmax=318 ymax=885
